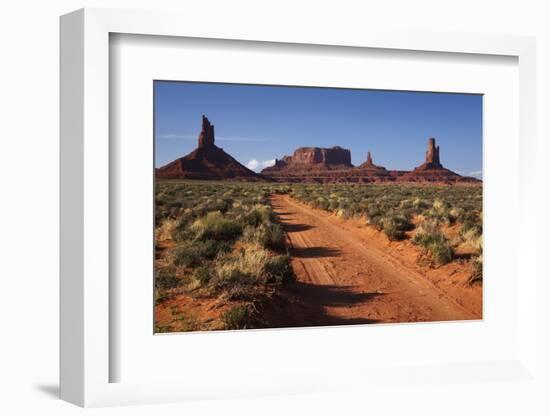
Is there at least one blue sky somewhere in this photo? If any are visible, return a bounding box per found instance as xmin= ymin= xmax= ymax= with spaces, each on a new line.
xmin=154 ymin=81 xmax=482 ymax=177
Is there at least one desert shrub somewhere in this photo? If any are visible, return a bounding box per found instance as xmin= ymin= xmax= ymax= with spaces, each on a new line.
xmin=156 ymin=218 xmax=177 ymax=241
xmin=460 ymin=212 xmax=482 ymax=237
xmin=222 ymin=305 xmax=250 ymax=330
xmin=469 ymin=255 xmax=483 ymax=284
xmin=316 ymin=198 xmax=329 ymax=210
xmin=461 ymin=227 xmax=483 ymax=254
xmin=193 ymin=212 xmax=243 ymax=241
xmin=171 ymin=210 xmax=199 ymax=242
xmin=210 ymin=246 xmax=269 ymax=296
xmin=382 ymin=214 xmax=413 ymax=241
xmin=155 ymin=267 xmax=181 ymax=290
xmin=425 ymin=199 xmax=452 ymax=225
xmin=210 ymin=245 xmax=292 ymax=299
xmin=212 ymin=198 xmax=233 ymax=214
xmin=414 ymin=232 xmax=454 ymax=265
xmin=264 ymin=254 xmax=295 ymax=284
xmin=192 ymin=264 xmax=213 ymax=285
xmin=243 ymin=223 xmax=285 ymax=250
xmin=365 ymin=206 xmax=385 ymax=229
xmin=243 ymin=205 xmax=275 ymax=227
xmin=263 ymin=223 xmax=285 ymax=250
xmin=412 ymin=198 xmax=430 ymax=211
xmin=173 ymin=240 xmax=231 ymax=267
xmin=448 ymin=207 xmax=463 ymax=224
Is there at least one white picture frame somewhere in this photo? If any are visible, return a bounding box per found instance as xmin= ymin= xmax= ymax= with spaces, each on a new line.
xmin=60 ymin=8 xmax=538 ymax=408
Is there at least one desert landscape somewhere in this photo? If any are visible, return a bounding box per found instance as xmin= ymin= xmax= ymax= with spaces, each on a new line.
xmin=154 ymin=113 xmax=482 ymax=332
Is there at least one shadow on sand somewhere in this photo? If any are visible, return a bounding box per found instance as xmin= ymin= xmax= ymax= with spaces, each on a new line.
xmin=280 ymin=222 xmax=315 ymax=232
xmin=291 ymin=246 xmax=341 ymax=258
xmin=254 ymin=280 xmax=384 ymax=328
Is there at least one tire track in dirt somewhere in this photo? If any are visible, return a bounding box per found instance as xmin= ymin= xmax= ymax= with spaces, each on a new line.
xmin=271 ymin=194 xmax=478 ymax=325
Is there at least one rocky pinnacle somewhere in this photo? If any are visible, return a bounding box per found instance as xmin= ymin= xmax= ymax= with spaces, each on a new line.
xmin=425 ymin=137 xmax=442 ymax=168
xmin=198 ymin=115 xmax=215 ymax=148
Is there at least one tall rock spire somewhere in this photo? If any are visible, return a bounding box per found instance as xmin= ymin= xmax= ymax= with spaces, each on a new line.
xmin=425 ymin=138 xmax=442 ymax=168
xmin=366 ymin=151 xmax=373 ymax=166
xmin=197 ymin=115 xmax=215 ymax=148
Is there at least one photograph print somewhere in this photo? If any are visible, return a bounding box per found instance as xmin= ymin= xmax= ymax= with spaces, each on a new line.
xmin=154 ymin=81 xmax=483 ymax=333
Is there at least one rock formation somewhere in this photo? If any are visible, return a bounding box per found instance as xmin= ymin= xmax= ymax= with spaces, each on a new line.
xmin=424 ymin=137 xmax=442 ymax=168
xmin=397 ymin=138 xmax=478 ymax=183
xmin=156 ymin=122 xmax=480 ymax=185
xmin=197 ymin=115 xmax=215 ymax=148
xmin=358 ymin=151 xmax=385 ymax=170
xmin=261 ymin=138 xmax=480 ymax=184
xmin=261 ymin=146 xmax=353 ymax=181
xmin=265 ymin=146 xmax=353 ymax=171
xmin=155 ymin=115 xmax=263 ymax=181
xmin=365 ymin=151 xmax=374 ymax=166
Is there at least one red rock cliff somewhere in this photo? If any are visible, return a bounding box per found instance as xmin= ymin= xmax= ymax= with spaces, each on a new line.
xmin=266 ymin=146 xmax=352 ymax=171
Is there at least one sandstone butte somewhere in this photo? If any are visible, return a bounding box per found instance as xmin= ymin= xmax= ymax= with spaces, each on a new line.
xmin=155 ymin=115 xmax=263 ymax=181
xmin=156 ymin=116 xmax=481 ymax=185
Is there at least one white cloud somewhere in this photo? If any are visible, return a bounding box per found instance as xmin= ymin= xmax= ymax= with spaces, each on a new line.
xmin=469 ymin=170 xmax=483 ymax=179
xmin=247 ymin=159 xmax=275 ymax=172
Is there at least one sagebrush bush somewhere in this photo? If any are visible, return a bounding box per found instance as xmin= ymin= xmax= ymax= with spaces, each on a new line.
xmin=222 ymin=305 xmax=250 ymax=330
xmin=382 ymin=214 xmax=413 ymax=241
xmin=243 ymin=205 xmax=275 ymax=227
xmin=264 ymin=254 xmax=295 ymax=284
xmin=461 ymin=227 xmax=483 ymax=254
xmin=414 ymin=232 xmax=454 ymax=265
xmin=469 ymin=255 xmax=483 ymax=284
xmin=243 ymin=222 xmax=285 ymax=250
xmin=192 ymin=211 xmax=243 ymax=241
xmin=173 ymin=239 xmax=230 ymax=267
xmin=192 ymin=264 xmax=213 ymax=284
xmin=155 ymin=267 xmax=181 ymax=290
xmin=211 ymin=245 xmax=269 ymax=287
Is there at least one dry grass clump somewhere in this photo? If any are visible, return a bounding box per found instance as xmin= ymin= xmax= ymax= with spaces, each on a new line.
xmin=210 ymin=244 xmax=294 ymax=300
xmin=156 ymin=218 xmax=177 ymax=241
xmin=222 ymin=305 xmax=251 ymax=330
xmin=381 ymin=214 xmax=413 ymax=241
xmin=413 ymin=218 xmax=454 ymax=266
xmin=172 ymin=239 xmax=231 ymax=268
xmin=468 ymin=255 xmax=483 ymax=284
xmin=242 ymin=222 xmax=285 ymax=250
xmin=190 ymin=211 xmax=243 ymax=241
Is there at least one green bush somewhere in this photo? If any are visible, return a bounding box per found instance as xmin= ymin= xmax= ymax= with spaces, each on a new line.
xmin=243 ymin=205 xmax=276 ymax=226
xmin=173 ymin=240 xmax=230 ymax=267
xmin=382 ymin=215 xmax=413 ymax=241
xmin=469 ymin=256 xmax=483 ymax=284
xmin=264 ymin=254 xmax=295 ymax=284
xmin=222 ymin=305 xmax=250 ymax=330
xmin=192 ymin=264 xmax=213 ymax=284
xmin=414 ymin=232 xmax=454 ymax=265
xmin=244 ymin=223 xmax=285 ymax=250
xmin=155 ymin=267 xmax=181 ymax=290
xmin=194 ymin=212 xmax=243 ymax=241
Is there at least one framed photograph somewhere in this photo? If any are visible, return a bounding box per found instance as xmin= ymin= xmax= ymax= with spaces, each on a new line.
xmin=152 ymin=82 xmax=483 ymax=334
xmin=60 ymin=8 xmax=538 ymax=408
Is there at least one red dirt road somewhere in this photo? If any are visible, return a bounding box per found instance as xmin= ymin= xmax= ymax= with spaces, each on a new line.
xmin=270 ymin=194 xmax=480 ymax=325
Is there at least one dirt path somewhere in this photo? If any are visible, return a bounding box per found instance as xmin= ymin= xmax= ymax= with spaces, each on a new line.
xmin=270 ymin=194 xmax=480 ymax=325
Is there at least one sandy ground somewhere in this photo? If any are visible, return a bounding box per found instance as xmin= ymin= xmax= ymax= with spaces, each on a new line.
xmin=269 ymin=194 xmax=482 ymax=325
